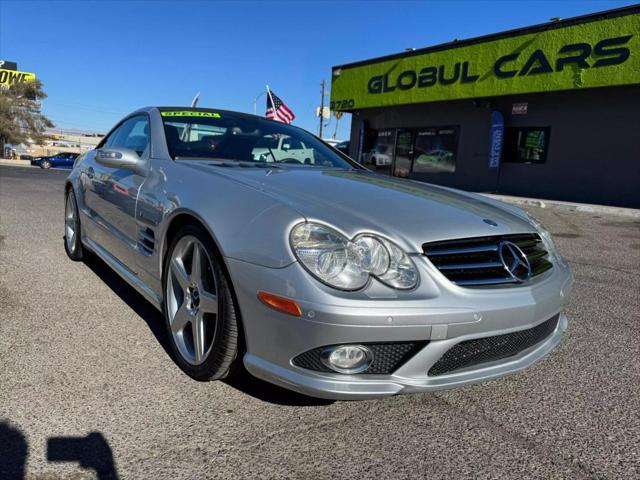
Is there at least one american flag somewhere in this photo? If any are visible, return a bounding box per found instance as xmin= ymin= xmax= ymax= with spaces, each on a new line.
xmin=266 ymin=90 xmax=295 ymax=124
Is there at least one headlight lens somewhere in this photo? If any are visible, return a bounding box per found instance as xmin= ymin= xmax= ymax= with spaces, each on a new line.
xmin=527 ymin=213 xmax=558 ymax=257
xmin=290 ymin=223 xmax=418 ymax=290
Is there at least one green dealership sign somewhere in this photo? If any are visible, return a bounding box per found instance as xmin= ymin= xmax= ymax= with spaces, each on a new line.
xmin=330 ymin=14 xmax=640 ymax=110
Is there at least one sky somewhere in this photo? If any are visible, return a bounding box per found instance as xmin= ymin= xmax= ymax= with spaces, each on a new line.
xmin=0 ymin=0 xmax=636 ymax=139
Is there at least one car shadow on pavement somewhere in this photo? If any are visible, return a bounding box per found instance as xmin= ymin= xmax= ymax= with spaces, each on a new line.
xmin=83 ymin=253 xmax=173 ymax=359
xmin=224 ymin=372 xmax=335 ymax=407
xmin=83 ymin=254 xmax=334 ymax=407
xmin=0 ymin=421 xmax=119 ymax=479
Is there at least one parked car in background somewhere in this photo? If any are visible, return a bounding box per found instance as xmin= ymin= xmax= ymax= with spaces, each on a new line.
xmin=32 ymin=152 xmax=79 ymax=169
xmin=413 ymin=149 xmax=456 ymax=173
xmin=63 ymin=106 xmax=572 ymax=400
xmin=363 ymin=144 xmax=392 ymax=167
xmin=252 ymin=134 xmax=316 ymax=164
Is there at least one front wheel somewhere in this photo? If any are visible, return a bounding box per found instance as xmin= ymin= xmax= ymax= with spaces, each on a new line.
xmin=41 ymin=160 xmax=51 ymax=169
xmin=64 ymin=188 xmax=84 ymax=261
xmin=163 ymin=225 xmax=241 ymax=381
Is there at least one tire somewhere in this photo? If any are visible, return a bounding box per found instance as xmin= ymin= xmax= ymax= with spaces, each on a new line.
xmin=41 ymin=160 xmax=51 ymax=169
xmin=64 ymin=188 xmax=84 ymax=261
xmin=163 ymin=224 xmax=241 ymax=381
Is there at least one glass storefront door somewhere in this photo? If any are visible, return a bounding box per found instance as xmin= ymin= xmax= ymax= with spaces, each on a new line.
xmin=361 ymin=125 xmax=459 ymax=178
xmin=393 ymin=129 xmax=413 ymax=178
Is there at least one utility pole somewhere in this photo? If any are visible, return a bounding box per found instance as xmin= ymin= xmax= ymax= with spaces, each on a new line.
xmin=319 ymin=80 xmax=325 ymax=139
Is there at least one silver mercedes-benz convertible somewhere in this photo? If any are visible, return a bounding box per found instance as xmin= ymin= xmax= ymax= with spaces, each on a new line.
xmin=64 ymin=107 xmax=573 ymax=399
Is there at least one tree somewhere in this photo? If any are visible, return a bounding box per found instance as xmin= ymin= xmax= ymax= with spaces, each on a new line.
xmin=0 ymin=79 xmax=54 ymax=157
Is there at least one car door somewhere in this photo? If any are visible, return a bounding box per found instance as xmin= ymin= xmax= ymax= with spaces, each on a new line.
xmin=60 ymin=153 xmax=75 ymax=168
xmin=82 ymin=114 xmax=150 ymax=270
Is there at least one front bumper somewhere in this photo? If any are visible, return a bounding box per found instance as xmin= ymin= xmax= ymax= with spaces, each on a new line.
xmin=226 ymin=254 xmax=573 ymax=400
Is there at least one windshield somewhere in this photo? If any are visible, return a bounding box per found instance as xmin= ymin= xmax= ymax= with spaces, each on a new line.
xmin=160 ymin=109 xmax=357 ymax=169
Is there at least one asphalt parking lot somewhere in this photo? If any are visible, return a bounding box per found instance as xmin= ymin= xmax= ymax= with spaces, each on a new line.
xmin=1 ymin=164 xmax=638 ymax=479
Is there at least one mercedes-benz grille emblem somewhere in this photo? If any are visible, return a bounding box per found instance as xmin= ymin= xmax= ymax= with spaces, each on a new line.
xmin=498 ymin=240 xmax=532 ymax=282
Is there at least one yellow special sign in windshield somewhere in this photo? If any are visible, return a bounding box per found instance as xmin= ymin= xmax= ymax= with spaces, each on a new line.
xmin=161 ymin=111 xmax=221 ymax=118
xmin=330 ymin=14 xmax=640 ymax=110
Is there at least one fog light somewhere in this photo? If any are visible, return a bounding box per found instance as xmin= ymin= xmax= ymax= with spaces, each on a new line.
xmin=321 ymin=345 xmax=373 ymax=374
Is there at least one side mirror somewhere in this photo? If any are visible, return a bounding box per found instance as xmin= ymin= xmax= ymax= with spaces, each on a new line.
xmin=95 ymin=148 xmax=147 ymax=175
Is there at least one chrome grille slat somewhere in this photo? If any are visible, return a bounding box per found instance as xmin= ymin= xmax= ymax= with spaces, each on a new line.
xmin=425 ymin=244 xmax=498 ymax=256
xmin=454 ymin=277 xmax=517 ymax=286
xmin=438 ymin=261 xmax=503 ymax=270
xmin=423 ymin=233 xmax=553 ymax=287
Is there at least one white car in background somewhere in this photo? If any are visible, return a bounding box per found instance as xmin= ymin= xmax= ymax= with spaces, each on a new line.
xmin=252 ymin=134 xmax=315 ymax=164
xmin=363 ymin=144 xmax=392 ymax=167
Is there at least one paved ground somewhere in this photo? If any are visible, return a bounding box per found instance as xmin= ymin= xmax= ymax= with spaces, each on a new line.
xmin=1 ymin=165 xmax=638 ymax=480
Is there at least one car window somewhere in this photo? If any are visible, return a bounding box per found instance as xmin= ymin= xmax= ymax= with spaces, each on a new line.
xmin=104 ymin=115 xmax=150 ymax=156
xmin=161 ymin=110 xmax=358 ymax=169
xmin=284 ymin=137 xmax=303 ymax=150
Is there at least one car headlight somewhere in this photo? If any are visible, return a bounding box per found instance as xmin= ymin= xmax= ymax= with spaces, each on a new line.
xmin=290 ymin=222 xmax=419 ymax=291
xmin=526 ymin=213 xmax=558 ymax=258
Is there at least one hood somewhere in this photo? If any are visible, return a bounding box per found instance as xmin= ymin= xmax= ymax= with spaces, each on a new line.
xmin=181 ymin=163 xmax=535 ymax=253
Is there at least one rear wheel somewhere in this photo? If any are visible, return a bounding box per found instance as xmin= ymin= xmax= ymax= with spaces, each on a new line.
xmin=64 ymin=188 xmax=84 ymax=261
xmin=163 ymin=225 xmax=241 ymax=381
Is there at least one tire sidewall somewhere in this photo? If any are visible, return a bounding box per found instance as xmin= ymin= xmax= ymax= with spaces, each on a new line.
xmin=162 ymin=224 xmax=239 ymax=381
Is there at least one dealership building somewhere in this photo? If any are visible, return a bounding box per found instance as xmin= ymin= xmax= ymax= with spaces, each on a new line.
xmin=331 ymin=6 xmax=640 ymax=207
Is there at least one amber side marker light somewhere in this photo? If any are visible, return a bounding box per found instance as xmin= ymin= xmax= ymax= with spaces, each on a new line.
xmin=257 ymin=291 xmax=302 ymax=317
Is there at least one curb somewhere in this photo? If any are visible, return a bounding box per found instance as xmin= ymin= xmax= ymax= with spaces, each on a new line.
xmin=0 ymin=160 xmax=68 ymax=171
xmin=482 ymin=193 xmax=640 ymax=219
xmin=0 ymin=159 xmax=34 ymax=167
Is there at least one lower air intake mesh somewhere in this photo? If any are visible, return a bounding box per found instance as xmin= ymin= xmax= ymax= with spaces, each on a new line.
xmin=428 ymin=314 xmax=559 ymax=376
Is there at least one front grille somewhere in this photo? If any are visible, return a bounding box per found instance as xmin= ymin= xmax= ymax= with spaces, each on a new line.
xmin=423 ymin=233 xmax=553 ymax=287
xmin=293 ymin=342 xmax=427 ymax=375
xmin=428 ymin=314 xmax=559 ymax=376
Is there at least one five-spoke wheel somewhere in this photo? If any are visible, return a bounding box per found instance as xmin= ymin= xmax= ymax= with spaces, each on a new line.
xmin=163 ymin=225 xmax=240 ymax=380
xmin=166 ymin=235 xmax=219 ymax=365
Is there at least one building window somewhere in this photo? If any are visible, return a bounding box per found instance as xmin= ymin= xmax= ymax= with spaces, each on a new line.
xmin=504 ymin=127 xmax=550 ymax=164
xmin=362 ymin=129 xmax=394 ymax=173
xmin=412 ymin=126 xmax=459 ymax=174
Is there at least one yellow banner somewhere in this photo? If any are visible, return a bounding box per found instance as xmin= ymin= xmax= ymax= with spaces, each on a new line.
xmin=161 ymin=111 xmax=221 ymax=118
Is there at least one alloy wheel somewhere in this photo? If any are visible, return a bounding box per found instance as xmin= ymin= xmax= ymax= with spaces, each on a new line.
xmin=166 ymin=236 xmax=219 ymax=365
xmin=65 ymin=193 xmax=77 ymax=254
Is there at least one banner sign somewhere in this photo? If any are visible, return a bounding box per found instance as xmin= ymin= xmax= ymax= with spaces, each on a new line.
xmin=0 ymin=69 xmax=36 ymax=89
xmin=488 ymin=111 xmax=504 ymax=169
xmin=331 ymin=13 xmax=640 ymax=110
